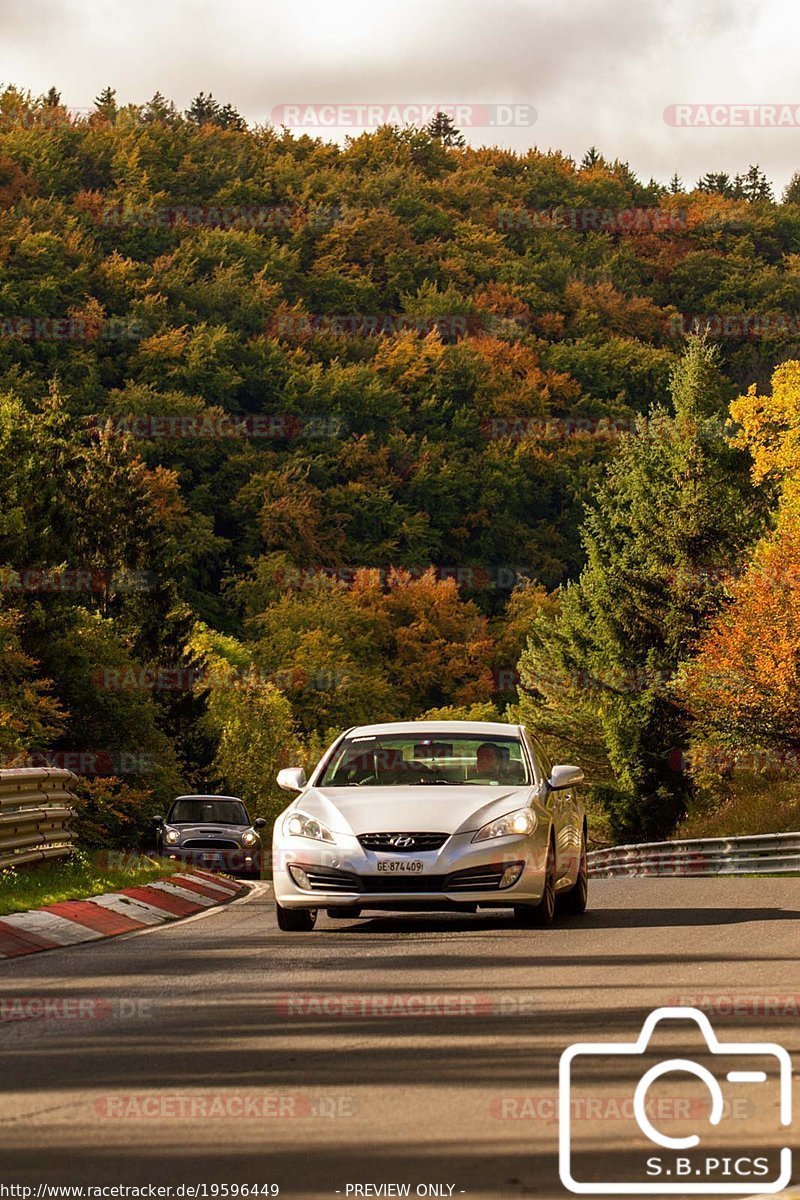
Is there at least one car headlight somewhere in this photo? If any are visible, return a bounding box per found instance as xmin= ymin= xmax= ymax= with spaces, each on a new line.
xmin=165 ymin=828 xmax=180 ymax=845
xmin=283 ymin=811 xmax=336 ymax=843
xmin=242 ymin=830 xmax=258 ymax=847
xmin=472 ymin=808 xmax=537 ymax=843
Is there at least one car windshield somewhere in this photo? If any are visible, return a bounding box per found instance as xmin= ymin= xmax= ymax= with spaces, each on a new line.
xmin=319 ymin=733 xmax=530 ymax=787
xmin=168 ymin=798 xmax=249 ymax=825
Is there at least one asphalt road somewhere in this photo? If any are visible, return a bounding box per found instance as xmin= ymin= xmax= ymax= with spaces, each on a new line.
xmin=0 ymin=879 xmax=798 ymax=1200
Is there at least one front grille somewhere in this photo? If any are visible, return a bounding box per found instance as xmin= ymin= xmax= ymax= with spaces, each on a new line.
xmin=357 ymin=865 xmax=510 ymax=893
xmin=358 ymin=832 xmax=449 ymax=853
xmin=291 ymin=861 xmax=518 ymax=895
xmin=359 ymin=875 xmax=445 ymax=893
xmin=181 ymin=838 xmax=239 ymax=849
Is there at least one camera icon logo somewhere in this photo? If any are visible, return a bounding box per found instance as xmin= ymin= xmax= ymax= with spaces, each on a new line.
xmin=559 ymin=1006 xmax=792 ymax=1194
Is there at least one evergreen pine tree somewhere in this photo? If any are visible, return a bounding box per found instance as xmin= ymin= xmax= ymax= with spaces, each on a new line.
xmin=518 ymin=337 xmax=764 ymax=841
xmin=782 ymin=171 xmax=800 ymax=204
xmin=426 ymin=111 xmax=465 ymax=147
xmin=94 ymin=86 xmax=117 ymax=123
xmin=733 ymin=164 xmax=773 ymax=202
xmin=696 ymin=172 xmax=733 ymax=196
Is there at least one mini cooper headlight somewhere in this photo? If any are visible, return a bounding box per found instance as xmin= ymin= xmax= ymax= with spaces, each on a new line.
xmin=283 ymin=811 xmax=336 ymax=843
xmin=242 ymin=830 xmax=258 ymax=847
xmin=472 ymin=808 xmax=536 ymax=843
xmin=164 ymin=828 xmax=180 ymax=845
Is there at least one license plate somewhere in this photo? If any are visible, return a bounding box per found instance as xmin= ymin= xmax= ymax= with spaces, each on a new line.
xmin=376 ymin=860 xmax=424 ymax=873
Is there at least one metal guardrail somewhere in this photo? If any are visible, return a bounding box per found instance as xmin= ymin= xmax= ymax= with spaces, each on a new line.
xmin=588 ymin=831 xmax=800 ymax=877
xmin=0 ymin=768 xmax=77 ymax=870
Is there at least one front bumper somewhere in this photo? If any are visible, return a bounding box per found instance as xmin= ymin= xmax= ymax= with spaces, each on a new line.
xmin=163 ymin=846 xmax=262 ymax=876
xmin=272 ymin=829 xmax=549 ymax=910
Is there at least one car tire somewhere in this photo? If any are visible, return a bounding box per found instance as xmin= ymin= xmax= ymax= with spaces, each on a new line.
xmin=558 ymin=831 xmax=588 ymax=916
xmin=514 ymin=838 xmax=556 ymax=927
xmin=275 ymin=902 xmax=317 ymax=932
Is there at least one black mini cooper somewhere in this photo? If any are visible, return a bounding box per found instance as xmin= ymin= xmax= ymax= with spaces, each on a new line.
xmin=154 ymin=794 xmax=266 ymax=878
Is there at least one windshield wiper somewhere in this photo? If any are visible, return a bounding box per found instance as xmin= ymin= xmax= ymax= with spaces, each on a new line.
xmin=416 ymin=778 xmax=459 ymax=785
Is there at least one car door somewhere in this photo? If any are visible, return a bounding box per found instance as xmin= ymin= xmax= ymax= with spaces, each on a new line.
xmin=521 ymin=728 xmax=574 ymax=883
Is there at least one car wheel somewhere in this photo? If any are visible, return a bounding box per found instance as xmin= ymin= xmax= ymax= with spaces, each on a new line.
xmin=275 ymin=902 xmax=317 ymax=932
xmin=514 ymin=838 xmax=556 ymax=927
xmin=558 ymin=831 xmax=588 ymax=916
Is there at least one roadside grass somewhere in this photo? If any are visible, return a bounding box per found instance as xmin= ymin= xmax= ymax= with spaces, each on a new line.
xmin=0 ymin=849 xmax=184 ymax=916
xmin=677 ymin=772 xmax=800 ymax=840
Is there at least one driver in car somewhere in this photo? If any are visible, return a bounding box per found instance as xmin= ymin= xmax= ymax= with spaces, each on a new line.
xmin=469 ymin=742 xmax=503 ymax=782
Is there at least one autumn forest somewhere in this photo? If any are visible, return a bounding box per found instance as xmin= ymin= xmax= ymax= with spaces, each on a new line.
xmin=2 ymin=85 xmax=800 ymax=847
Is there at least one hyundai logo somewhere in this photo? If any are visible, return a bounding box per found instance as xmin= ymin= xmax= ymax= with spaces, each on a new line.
xmin=388 ymin=835 xmax=415 ymax=847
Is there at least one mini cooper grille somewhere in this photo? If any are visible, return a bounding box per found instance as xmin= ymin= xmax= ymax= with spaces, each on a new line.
xmin=358 ymin=832 xmax=449 ymax=852
xmin=181 ymin=838 xmax=239 ymax=849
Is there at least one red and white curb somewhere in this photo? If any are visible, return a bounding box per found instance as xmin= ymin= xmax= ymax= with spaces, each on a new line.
xmin=0 ymin=871 xmax=245 ymax=959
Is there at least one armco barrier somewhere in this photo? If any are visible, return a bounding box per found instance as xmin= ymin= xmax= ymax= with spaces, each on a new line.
xmin=587 ymin=831 xmax=800 ymax=877
xmin=0 ymin=767 xmax=77 ymax=869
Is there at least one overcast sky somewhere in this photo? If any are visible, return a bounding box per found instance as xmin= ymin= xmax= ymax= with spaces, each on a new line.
xmin=3 ymin=0 xmax=799 ymax=193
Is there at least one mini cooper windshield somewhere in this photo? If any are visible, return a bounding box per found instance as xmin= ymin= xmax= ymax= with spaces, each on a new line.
xmin=168 ymin=798 xmax=249 ymax=824
xmin=319 ymin=733 xmax=531 ymax=787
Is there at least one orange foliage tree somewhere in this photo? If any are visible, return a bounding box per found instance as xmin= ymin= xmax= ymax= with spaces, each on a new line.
xmin=676 ymin=359 xmax=800 ymax=758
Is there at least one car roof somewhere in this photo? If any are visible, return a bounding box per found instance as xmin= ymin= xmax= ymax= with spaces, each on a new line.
xmin=346 ymin=721 xmax=522 ymax=737
xmin=172 ymin=794 xmax=244 ymax=803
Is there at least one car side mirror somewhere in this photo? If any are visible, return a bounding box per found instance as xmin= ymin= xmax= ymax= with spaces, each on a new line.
xmin=549 ymin=764 xmax=584 ymax=790
xmin=253 ymin=817 xmax=268 ymax=829
xmin=277 ymin=767 xmax=307 ymax=792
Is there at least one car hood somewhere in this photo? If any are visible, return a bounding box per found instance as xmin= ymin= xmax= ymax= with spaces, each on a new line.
xmin=169 ymin=823 xmax=247 ymax=838
xmin=290 ymin=785 xmax=534 ymax=837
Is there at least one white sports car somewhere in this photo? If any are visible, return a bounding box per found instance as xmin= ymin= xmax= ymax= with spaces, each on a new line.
xmin=271 ymin=720 xmax=587 ymax=931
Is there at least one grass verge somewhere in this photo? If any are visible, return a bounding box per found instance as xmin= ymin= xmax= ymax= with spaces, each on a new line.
xmin=0 ymin=849 xmax=184 ymax=917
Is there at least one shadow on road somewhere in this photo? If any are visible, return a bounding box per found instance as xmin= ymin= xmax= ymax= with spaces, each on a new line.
xmin=325 ymin=904 xmax=800 ymax=934
xmin=1 ymin=883 xmax=798 ymax=1191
